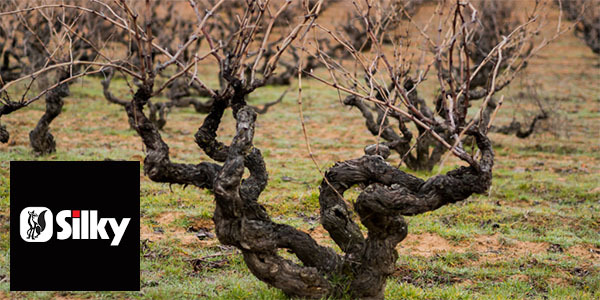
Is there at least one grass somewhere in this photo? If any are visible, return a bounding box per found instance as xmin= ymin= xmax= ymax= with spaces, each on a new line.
xmin=1 ymin=6 xmax=600 ymax=300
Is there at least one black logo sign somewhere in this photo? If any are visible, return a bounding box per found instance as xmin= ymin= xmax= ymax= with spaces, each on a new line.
xmin=10 ymin=161 xmax=140 ymax=291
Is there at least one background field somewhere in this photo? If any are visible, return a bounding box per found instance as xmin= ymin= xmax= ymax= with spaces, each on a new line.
xmin=1 ymin=2 xmax=599 ymax=300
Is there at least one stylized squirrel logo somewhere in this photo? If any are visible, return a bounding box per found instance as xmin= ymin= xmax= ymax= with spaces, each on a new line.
xmin=26 ymin=210 xmax=47 ymax=240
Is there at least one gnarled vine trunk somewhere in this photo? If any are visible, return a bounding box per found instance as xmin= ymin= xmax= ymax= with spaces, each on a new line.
xmin=29 ymin=75 xmax=69 ymax=155
xmin=127 ymin=79 xmax=494 ymax=298
xmin=0 ymin=124 xmax=8 ymax=143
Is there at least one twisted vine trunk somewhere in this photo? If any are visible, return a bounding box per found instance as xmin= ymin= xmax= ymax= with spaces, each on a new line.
xmin=0 ymin=124 xmax=8 ymax=143
xmin=127 ymin=77 xmax=495 ymax=298
xmin=29 ymin=76 xmax=69 ymax=155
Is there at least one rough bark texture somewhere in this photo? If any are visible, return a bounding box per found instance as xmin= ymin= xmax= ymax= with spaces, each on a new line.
xmin=128 ymin=78 xmax=495 ymax=298
xmin=0 ymin=124 xmax=8 ymax=143
xmin=318 ymin=131 xmax=493 ymax=298
xmin=126 ymin=83 xmax=221 ymax=189
xmin=29 ymin=79 xmax=69 ymax=155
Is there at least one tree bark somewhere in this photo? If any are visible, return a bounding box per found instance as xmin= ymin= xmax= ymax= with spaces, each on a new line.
xmin=29 ymin=79 xmax=69 ymax=155
xmin=0 ymin=124 xmax=8 ymax=143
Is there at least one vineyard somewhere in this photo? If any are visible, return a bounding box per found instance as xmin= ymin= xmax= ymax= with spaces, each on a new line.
xmin=0 ymin=0 xmax=599 ymax=299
